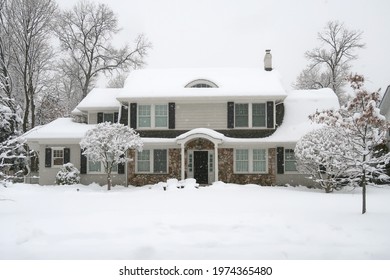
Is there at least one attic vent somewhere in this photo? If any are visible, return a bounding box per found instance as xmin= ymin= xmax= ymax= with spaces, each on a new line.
xmin=185 ymin=79 xmax=218 ymax=88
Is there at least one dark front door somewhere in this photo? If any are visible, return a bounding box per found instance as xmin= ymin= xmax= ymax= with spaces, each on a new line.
xmin=194 ymin=151 xmax=208 ymax=184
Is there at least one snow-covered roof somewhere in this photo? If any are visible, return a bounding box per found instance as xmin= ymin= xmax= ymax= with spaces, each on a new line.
xmin=76 ymin=88 xmax=122 ymax=111
xmin=24 ymin=89 xmax=339 ymax=145
xmin=267 ymin=88 xmax=340 ymax=143
xmin=117 ymin=68 xmax=287 ymax=101
xmin=24 ymin=118 xmax=93 ymax=143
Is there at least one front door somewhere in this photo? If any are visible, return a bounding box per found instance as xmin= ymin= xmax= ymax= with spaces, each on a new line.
xmin=194 ymin=151 xmax=208 ymax=184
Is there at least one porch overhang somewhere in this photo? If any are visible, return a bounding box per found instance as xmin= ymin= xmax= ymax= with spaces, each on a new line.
xmin=176 ymin=128 xmax=224 ymax=146
xmin=176 ymin=128 xmax=224 ymax=183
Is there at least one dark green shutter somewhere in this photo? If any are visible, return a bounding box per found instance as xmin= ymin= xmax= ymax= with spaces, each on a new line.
xmin=277 ymin=147 xmax=284 ymax=174
xmin=118 ymin=153 xmax=125 ymax=174
xmin=119 ymin=105 xmax=129 ymax=125
xmin=227 ymin=102 xmax=234 ymax=128
xmin=130 ymin=103 xmax=137 ymax=129
xmin=80 ymin=149 xmax=87 ymax=174
xmin=169 ymin=102 xmax=175 ymax=129
xmin=45 ymin=148 xmax=52 ymax=167
xmin=97 ymin=112 xmax=103 ymax=123
xmin=114 ymin=112 xmax=119 ymax=123
xmin=64 ymin=148 xmax=70 ymax=164
xmin=267 ymin=101 xmax=274 ymax=128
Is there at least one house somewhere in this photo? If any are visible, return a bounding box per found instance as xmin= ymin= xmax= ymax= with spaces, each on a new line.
xmin=24 ymin=51 xmax=339 ymax=186
xmin=380 ymin=85 xmax=390 ymax=120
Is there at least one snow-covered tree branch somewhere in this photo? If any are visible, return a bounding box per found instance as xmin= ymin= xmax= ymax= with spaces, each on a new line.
xmin=309 ymin=74 xmax=390 ymax=214
xmin=80 ymin=122 xmax=143 ymax=190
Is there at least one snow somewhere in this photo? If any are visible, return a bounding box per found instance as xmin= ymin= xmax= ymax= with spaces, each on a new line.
xmin=268 ymin=88 xmax=340 ymax=142
xmin=1 ymin=182 xmax=389 ymax=260
xmin=118 ymin=68 xmax=287 ymax=100
xmin=23 ymin=118 xmax=93 ymax=141
xmin=76 ymin=88 xmax=122 ymax=111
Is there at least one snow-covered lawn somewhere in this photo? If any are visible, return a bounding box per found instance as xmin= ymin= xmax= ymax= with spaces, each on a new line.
xmin=1 ymin=182 xmax=389 ymax=260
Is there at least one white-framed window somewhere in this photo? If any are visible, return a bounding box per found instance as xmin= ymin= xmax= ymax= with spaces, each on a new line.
xmin=235 ymin=148 xmax=268 ymax=173
xmin=235 ymin=104 xmax=249 ymax=127
xmin=155 ymin=105 xmax=168 ymax=128
xmin=235 ymin=103 xmax=267 ymax=128
xmin=138 ymin=104 xmax=168 ymax=128
xmin=103 ymin=113 xmax=114 ymax=123
xmin=284 ymin=149 xmax=297 ymax=172
xmin=253 ymin=149 xmax=267 ymax=172
xmin=136 ymin=149 xmax=168 ymax=174
xmin=52 ymin=148 xmax=64 ymax=166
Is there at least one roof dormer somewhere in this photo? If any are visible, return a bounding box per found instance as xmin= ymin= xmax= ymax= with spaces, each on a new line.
xmin=185 ymin=79 xmax=218 ymax=88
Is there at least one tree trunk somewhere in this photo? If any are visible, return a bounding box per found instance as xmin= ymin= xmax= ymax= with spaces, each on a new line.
xmin=362 ymin=174 xmax=366 ymax=214
xmin=23 ymin=94 xmax=30 ymax=132
xmin=107 ymin=172 xmax=111 ymax=191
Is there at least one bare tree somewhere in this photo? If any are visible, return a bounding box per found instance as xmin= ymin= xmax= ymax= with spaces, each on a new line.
xmin=5 ymin=0 xmax=57 ymax=132
xmin=106 ymin=71 xmax=129 ymax=88
xmin=55 ymin=0 xmax=151 ymax=101
xmin=294 ymin=21 xmax=365 ymax=104
xmin=0 ymin=0 xmax=19 ymax=134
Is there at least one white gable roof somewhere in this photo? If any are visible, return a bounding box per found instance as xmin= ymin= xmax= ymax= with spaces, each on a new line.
xmin=117 ymin=68 xmax=287 ymax=101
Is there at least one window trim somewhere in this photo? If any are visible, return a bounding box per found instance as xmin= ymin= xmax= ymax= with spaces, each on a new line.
xmin=52 ymin=147 xmax=64 ymax=167
xmin=234 ymin=103 xmax=267 ymax=129
xmin=234 ymin=148 xmax=268 ymax=174
xmin=137 ymin=104 xmax=169 ymax=129
xmin=136 ymin=149 xmax=168 ymax=174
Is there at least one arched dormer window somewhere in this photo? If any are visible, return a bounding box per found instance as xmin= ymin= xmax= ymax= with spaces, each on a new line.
xmin=185 ymin=79 xmax=218 ymax=88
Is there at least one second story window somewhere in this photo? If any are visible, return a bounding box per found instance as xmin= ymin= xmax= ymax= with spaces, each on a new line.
xmin=138 ymin=104 xmax=168 ymax=129
xmin=235 ymin=104 xmax=249 ymax=127
xmin=138 ymin=105 xmax=151 ymax=128
xmin=234 ymin=103 xmax=267 ymax=128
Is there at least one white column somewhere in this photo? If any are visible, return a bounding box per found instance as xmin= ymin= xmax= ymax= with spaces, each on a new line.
xmin=214 ymin=143 xmax=219 ymax=182
xmin=181 ymin=142 xmax=185 ymax=180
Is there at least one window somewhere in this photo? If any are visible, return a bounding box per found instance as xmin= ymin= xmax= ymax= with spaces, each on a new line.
xmin=191 ymin=83 xmax=212 ymax=88
xmin=253 ymin=149 xmax=267 ymax=172
xmin=235 ymin=104 xmax=249 ymax=127
xmin=234 ymin=103 xmax=267 ymax=128
xmin=137 ymin=149 xmax=168 ymax=173
xmin=285 ymin=149 xmax=297 ymax=172
xmin=52 ymin=148 xmax=64 ymax=166
xmin=138 ymin=105 xmax=151 ymax=128
xmin=235 ymin=149 xmax=267 ymax=173
xmin=138 ymin=104 xmax=168 ymax=128
xmin=155 ymin=105 xmax=168 ymax=128
xmin=185 ymin=79 xmax=218 ymax=88
xmin=252 ymin=103 xmax=266 ymax=127
xmin=235 ymin=149 xmax=249 ymax=172
xmin=103 ymin=113 xmax=114 ymax=123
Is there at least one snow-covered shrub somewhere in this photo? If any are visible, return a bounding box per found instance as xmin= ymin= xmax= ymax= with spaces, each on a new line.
xmin=56 ymin=163 xmax=80 ymax=185
xmin=295 ymin=127 xmax=353 ymax=193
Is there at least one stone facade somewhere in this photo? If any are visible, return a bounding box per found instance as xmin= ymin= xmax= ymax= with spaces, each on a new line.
xmin=218 ymin=148 xmax=276 ymax=185
xmin=127 ymin=148 xmax=181 ymax=186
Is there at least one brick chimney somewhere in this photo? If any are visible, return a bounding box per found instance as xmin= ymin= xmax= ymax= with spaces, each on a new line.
xmin=264 ymin=49 xmax=272 ymax=71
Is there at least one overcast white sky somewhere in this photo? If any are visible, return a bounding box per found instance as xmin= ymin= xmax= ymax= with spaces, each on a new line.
xmin=57 ymin=0 xmax=390 ymax=92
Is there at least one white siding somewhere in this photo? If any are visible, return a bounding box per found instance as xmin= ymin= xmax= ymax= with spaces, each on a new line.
xmin=88 ymin=112 xmax=98 ymax=124
xmin=175 ymin=103 xmax=226 ymax=130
